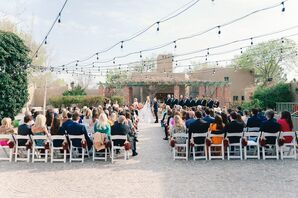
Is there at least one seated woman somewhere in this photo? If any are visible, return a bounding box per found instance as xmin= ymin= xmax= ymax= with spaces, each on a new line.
xmin=0 ymin=117 xmax=15 ymax=146
xmin=108 ymin=112 xmax=117 ymax=127
xmin=209 ymin=115 xmax=225 ymax=144
xmin=94 ymin=113 xmax=111 ymax=139
xmin=277 ymin=111 xmax=294 ymax=143
xmin=170 ymin=115 xmax=187 ymax=144
xmin=31 ymin=115 xmax=48 ymax=146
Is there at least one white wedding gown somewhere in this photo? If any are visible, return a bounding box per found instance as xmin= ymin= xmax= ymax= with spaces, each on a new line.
xmin=139 ymin=101 xmax=155 ymax=123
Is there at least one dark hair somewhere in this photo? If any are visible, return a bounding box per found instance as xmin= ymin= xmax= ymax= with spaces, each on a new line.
xmin=195 ymin=111 xmax=202 ymax=118
xmin=236 ymin=113 xmax=244 ymax=124
xmin=221 ymin=112 xmax=229 ymax=125
xmin=46 ymin=109 xmax=54 ymax=127
xmin=244 ymin=110 xmax=250 ymax=116
xmin=205 ymin=108 xmax=210 ymax=115
xmin=24 ymin=115 xmax=32 ymax=123
xmin=265 ymin=109 xmax=274 ymax=120
xmin=33 ymin=111 xmax=39 ymax=120
xmin=125 ymin=112 xmax=131 ymax=120
xmin=281 ymin=111 xmax=293 ymax=130
xmin=67 ymin=112 xmax=72 ymax=119
xmin=227 ymin=108 xmax=232 ymax=114
xmin=72 ymin=111 xmax=80 ymax=121
xmin=237 ymin=106 xmax=242 ymax=111
xmin=214 ymin=115 xmax=224 ymax=130
xmin=230 ymin=111 xmax=237 ymax=120
xmin=209 ymin=109 xmax=215 ymax=118
xmin=51 ymin=115 xmax=60 ymax=135
xmin=251 ymin=108 xmax=258 ymax=115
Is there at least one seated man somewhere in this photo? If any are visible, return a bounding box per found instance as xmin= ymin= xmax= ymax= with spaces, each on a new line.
xmin=246 ymin=108 xmax=262 ymax=128
xmin=188 ymin=111 xmax=209 ymax=144
xmin=65 ymin=111 xmax=93 ymax=150
xmin=185 ymin=111 xmax=196 ymax=128
xmin=111 ymin=115 xmax=138 ymax=156
xmin=203 ymin=108 xmax=215 ymax=124
xmin=223 ymin=111 xmax=244 ymax=144
xmin=17 ymin=115 xmax=33 ymax=146
xmin=260 ymin=109 xmax=280 ymax=144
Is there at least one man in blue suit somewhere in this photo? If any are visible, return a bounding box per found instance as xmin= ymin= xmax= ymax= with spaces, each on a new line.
xmin=203 ymin=108 xmax=215 ymax=124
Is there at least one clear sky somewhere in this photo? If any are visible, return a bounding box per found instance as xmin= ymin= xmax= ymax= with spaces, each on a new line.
xmin=1 ymin=0 xmax=298 ymax=86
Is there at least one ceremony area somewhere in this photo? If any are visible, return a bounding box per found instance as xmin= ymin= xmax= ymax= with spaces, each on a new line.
xmin=1 ymin=0 xmax=298 ymax=197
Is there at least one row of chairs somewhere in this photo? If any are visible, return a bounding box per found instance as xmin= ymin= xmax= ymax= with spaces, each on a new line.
xmin=171 ymin=129 xmax=297 ymax=161
xmin=0 ymin=134 xmax=130 ymax=163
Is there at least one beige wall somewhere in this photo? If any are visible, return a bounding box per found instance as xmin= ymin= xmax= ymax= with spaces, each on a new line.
xmin=156 ymin=54 xmax=173 ymax=73
xmin=190 ymin=68 xmax=255 ymax=102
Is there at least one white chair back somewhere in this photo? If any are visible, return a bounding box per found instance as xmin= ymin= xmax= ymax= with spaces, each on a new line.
xmin=226 ymin=132 xmax=243 ymax=137
xmin=247 ymin=127 xmax=260 ymax=132
xmin=192 ymin=132 xmax=208 ymax=138
xmin=0 ymin=134 xmax=14 ymax=162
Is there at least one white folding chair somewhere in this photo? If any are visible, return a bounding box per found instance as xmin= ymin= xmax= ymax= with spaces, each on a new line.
xmin=243 ymin=132 xmax=261 ymax=160
xmin=208 ymin=133 xmax=225 ymax=160
xmin=226 ymin=132 xmax=244 ymax=160
xmin=92 ymin=133 xmax=108 ymax=162
xmin=68 ymin=134 xmax=88 ymax=163
xmin=192 ymin=133 xmax=208 ymax=160
xmin=50 ymin=135 xmax=67 ymax=163
xmin=111 ymin=135 xmax=129 ymax=163
xmin=0 ymin=134 xmax=14 ymax=162
xmin=279 ymin=131 xmax=297 ymax=160
xmin=261 ymin=132 xmax=279 ymax=160
xmin=172 ymin=133 xmax=188 ymax=161
xmin=31 ymin=135 xmax=49 ymax=163
xmin=14 ymin=135 xmax=31 ymax=162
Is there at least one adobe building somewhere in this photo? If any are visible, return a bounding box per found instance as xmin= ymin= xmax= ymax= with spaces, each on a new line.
xmin=99 ymin=54 xmax=255 ymax=107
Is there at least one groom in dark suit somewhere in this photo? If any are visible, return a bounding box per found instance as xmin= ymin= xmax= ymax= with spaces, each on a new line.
xmin=153 ymin=97 xmax=159 ymax=123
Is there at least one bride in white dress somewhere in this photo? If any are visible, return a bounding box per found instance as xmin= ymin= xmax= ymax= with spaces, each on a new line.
xmin=139 ymin=96 xmax=155 ymax=123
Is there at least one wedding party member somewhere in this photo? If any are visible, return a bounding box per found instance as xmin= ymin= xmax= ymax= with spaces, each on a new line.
xmin=178 ymin=95 xmax=184 ymax=106
xmin=153 ymin=97 xmax=159 ymax=123
xmin=139 ymin=96 xmax=155 ymax=123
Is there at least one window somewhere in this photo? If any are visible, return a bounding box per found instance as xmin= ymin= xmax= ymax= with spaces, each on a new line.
xmin=233 ymin=96 xmax=238 ymax=101
xmin=224 ymin=76 xmax=230 ymax=82
xmin=241 ymin=96 xmax=245 ymax=101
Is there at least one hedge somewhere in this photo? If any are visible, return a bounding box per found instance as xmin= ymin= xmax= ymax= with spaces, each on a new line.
xmin=49 ymin=96 xmax=105 ymax=108
xmin=110 ymin=96 xmax=124 ymax=106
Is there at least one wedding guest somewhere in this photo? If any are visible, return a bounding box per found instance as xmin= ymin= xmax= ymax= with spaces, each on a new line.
xmin=153 ymin=97 xmax=159 ymax=123
xmin=50 ymin=114 xmax=61 ymax=135
xmin=108 ymin=112 xmax=117 ymax=126
xmin=94 ymin=113 xmax=111 ymax=139
xmin=246 ymin=108 xmax=262 ymax=127
xmin=17 ymin=115 xmax=32 ymax=146
xmin=203 ymin=108 xmax=215 ymax=124
xmin=259 ymin=110 xmax=280 ymax=144
xmin=209 ymin=115 xmax=225 ymax=144
xmin=185 ymin=111 xmax=196 ymax=128
xmin=170 ymin=115 xmax=187 ymax=144
xmin=83 ymin=108 xmax=92 ymax=127
xmin=236 ymin=113 xmax=246 ymax=127
xmin=188 ymin=111 xmax=209 ymax=144
xmin=0 ymin=118 xmax=15 ymax=146
xmin=31 ymin=115 xmax=49 ymax=146
xmin=277 ymin=111 xmax=293 ymax=143
xmin=242 ymin=110 xmax=250 ymax=125
xmin=223 ymin=111 xmax=244 ymax=144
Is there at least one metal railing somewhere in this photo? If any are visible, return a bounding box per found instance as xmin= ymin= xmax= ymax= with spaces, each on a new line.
xmin=276 ymin=102 xmax=298 ymax=113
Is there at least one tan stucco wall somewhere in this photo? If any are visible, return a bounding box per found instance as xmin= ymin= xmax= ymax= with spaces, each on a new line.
xmin=190 ymin=68 xmax=255 ymax=102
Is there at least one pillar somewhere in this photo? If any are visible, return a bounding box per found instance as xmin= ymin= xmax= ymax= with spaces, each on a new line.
xmin=223 ymin=85 xmax=231 ymax=107
xmin=122 ymin=86 xmax=132 ymax=105
xmin=140 ymin=86 xmax=143 ymax=102
xmin=198 ymin=86 xmax=206 ymax=97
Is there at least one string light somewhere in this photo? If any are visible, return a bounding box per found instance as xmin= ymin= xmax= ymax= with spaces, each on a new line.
xmin=113 ymin=58 xmax=115 ymax=64
xmin=156 ymin=21 xmax=160 ymax=31
xmin=207 ymin=48 xmax=210 ymax=55
xmin=217 ymin=26 xmax=221 ymax=35
xmin=44 ymin=37 xmax=47 ymax=45
xmin=96 ymin=53 xmax=99 ymax=60
xmin=58 ymin=13 xmax=61 ymax=23
xmin=281 ymin=1 xmax=285 ymax=12
xmin=120 ymin=41 xmax=124 ymax=49
xmin=212 ymin=68 xmax=216 ymax=75
xmin=139 ymin=51 xmax=142 ymax=58
xmin=174 ymin=41 xmax=177 ymax=48
xmin=250 ymin=38 xmax=254 ymax=45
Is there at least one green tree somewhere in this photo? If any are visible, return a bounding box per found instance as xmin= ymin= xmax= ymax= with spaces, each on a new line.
xmin=0 ymin=31 xmax=31 ymax=119
xmin=253 ymin=83 xmax=293 ymax=109
xmin=233 ymin=39 xmax=297 ymax=86
xmin=63 ymin=85 xmax=86 ymax=96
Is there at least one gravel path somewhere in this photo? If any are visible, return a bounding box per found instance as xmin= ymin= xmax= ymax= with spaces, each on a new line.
xmin=1 ymin=123 xmax=298 ymax=198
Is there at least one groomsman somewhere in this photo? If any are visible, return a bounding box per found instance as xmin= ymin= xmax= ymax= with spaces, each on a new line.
xmin=189 ymin=97 xmax=196 ymax=107
xmin=201 ymin=97 xmax=207 ymax=107
xmin=165 ymin=94 xmax=172 ymax=106
xmin=207 ymin=98 xmax=214 ymax=109
xmin=196 ymin=97 xmax=202 ymax=106
xmin=153 ymin=97 xmax=159 ymax=123
xmin=214 ymin=99 xmax=220 ymax=108
xmin=184 ymin=96 xmax=190 ymax=107
xmin=172 ymin=97 xmax=179 ymax=107
xmin=178 ymin=95 xmax=184 ymax=106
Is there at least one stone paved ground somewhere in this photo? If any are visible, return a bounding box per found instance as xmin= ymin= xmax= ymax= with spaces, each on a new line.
xmin=1 ymin=123 xmax=298 ymax=198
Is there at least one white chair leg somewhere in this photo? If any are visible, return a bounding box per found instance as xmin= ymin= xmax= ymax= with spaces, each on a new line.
xmin=227 ymin=146 xmax=230 ymax=160
xmin=193 ymin=147 xmax=195 ymax=161
xmin=244 ymin=147 xmax=247 ymax=160
xmin=69 ymin=147 xmax=72 ymax=163
xmin=173 ymin=148 xmax=175 ymax=160
xmin=82 ymin=148 xmax=85 ymax=163
xmin=51 ymin=149 xmax=54 ymax=163
xmin=186 ymin=146 xmax=188 ymax=161
xmin=204 ymin=146 xmax=208 ymax=160
xmin=281 ymin=146 xmax=284 ymax=160
xmin=105 ymin=149 xmax=107 ymax=162
xmin=221 ymin=145 xmax=224 ymax=160
xmin=262 ymin=147 xmax=265 ymax=160
xmin=257 ymin=146 xmax=260 ymax=160
xmin=276 ymin=145 xmax=279 ymax=160
xmin=45 ymin=150 xmax=48 ymax=163
xmin=240 ymin=146 xmax=243 ymax=160
xmin=208 ymin=146 xmax=211 ymax=160
xmin=92 ymin=147 xmax=95 ymax=161
xmin=111 ymin=147 xmax=114 ymax=163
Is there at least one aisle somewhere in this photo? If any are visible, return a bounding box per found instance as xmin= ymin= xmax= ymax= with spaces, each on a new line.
xmin=0 ymin=123 xmax=298 ymax=198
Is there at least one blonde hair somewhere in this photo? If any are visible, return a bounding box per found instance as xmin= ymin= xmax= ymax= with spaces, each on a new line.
xmin=85 ymin=109 xmax=92 ymax=118
xmin=174 ymin=115 xmax=184 ymax=129
xmin=34 ymin=115 xmax=46 ymax=128
xmin=61 ymin=109 xmax=68 ymax=118
xmin=1 ymin=117 xmax=12 ymax=128
xmin=97 ymin=113 xmax=109 ymax=129
xmin=110 ymin=112 xmax=117 ymax=122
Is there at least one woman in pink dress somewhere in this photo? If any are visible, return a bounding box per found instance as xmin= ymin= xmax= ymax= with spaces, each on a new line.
xmin=277 ymin=111 xmax=293 ymax=143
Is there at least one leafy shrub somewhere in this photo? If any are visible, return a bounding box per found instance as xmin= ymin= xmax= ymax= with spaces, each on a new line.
xmin=49 ymin=96 xmax=105 ymax=108
xmin=253 ymin=83 xmax=293 ymax=109
xmin=110 ymin=96 xmax=124 ymax=106
xmin=63 ymin=85 xmax=86 ymax=96
xmin=241 ymin=99 xmax=261 ymax=110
